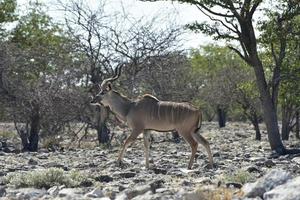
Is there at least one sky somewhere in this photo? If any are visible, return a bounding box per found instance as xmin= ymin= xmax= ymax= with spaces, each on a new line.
xmin=17 ymin=0 xmax=215 ymax=49
xmin=104 ymin=0 xmax=215 ymax=48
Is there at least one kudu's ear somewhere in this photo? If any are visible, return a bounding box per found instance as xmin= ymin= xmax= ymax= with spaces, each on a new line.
xmin=107 ymin=82 xmax=112 ymax=91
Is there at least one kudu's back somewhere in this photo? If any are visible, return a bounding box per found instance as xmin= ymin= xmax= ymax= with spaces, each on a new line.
xmin=128 ymin=95 xmax=201 ymax=132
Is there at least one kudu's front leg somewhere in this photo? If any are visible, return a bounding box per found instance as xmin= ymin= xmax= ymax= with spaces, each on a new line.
xmin=143 ymin=130 xmax=151 ymax=168
xmin=117 ymin=129 xmax=142 ymax=166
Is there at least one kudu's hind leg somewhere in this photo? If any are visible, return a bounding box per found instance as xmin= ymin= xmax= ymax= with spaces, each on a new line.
xmin=143 ymin=130 xmax=151 ymax=168
xmin=117 ymin=129 xmax=142 ymax=165
xmin=180 ymin=131 xmax=198 ymax=169
xmin=192 ymin=132 xmax=213 ymax=168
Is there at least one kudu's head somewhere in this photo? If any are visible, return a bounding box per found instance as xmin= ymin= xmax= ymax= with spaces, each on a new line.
xmin=90 ymin=64 xmax=123 ymax=107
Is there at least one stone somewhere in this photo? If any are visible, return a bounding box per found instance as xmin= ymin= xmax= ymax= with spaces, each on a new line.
xmin=95 ymin=175 xmax=114 ymax=182
xmin=149 ymin=179 xmax=164 ymax=193
xmin=115 ymin=192 xmax=128 ymax=200
xmin=58 ymin=188 xmax=83 ymax=198
xmin=263 ymin=176 xmax=300 ymax=200
xmin=131 ymin=191 xmax=153 ymax=200
xmin=118 ymin=172 xmax=136 ymax=178
xmin=152 ymin=167 xmax=167 ymax=175
xmin=85 ymin=187 xmax=104 ymax=198
xmin=225 ymin=182 xmax=243 ymax=189
xmin=124 ymin=185 xmax=151 ymax=199
xmin=178 ymin=186 xmax=216 ymax=200
xmin=80 ymin=179 xmax=94 ymax=187
xmin=292 ymin=157 xmax=300 ymax=165
xmin=246 ymin=166 xmax=261 ymax=173
xmin=119 ymin=185 xmax=126 ymax=192
xmin=0 ymin=186 xmax=6 ymax=197
xmin=183 ymin=192 xmax=200 ymax=200
xmin=213 ymin=152 xmax=221 ymax=157
xmin=264 ymin=159 xmax=275 ymax=168
xmin=28 ymin=158 xmax=38 ymax=165
xmin=13 ymin=188 xmax=46 ymax=200
xmin=47 ymin=186 xmax=60 ymax=196
xmin=249 ymin=157 xmax=266 ymax=162
xmin=44 ymin=162 xmax=65 ymax=169
xmin=242 ymin=169 xmax=292 ymax=198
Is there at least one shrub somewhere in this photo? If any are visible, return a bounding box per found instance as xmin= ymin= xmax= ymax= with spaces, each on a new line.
xmin=5 ymin=168 xmax=93 ymax=189
xmin=223 ymin=170 xmax=255 ymax=184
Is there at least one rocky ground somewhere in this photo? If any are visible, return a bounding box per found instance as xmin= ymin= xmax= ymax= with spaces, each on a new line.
xmin=0 ymin=122 xmax=300 ymax=199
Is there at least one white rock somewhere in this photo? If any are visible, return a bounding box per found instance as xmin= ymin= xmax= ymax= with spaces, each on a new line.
xmin=58 ymin=188 xmax=82 ymax=198
xmin=242 ymin=169 xmax=292 ymax=198
xmin=292 ymin=157 xmax=300 ymax=165
xmin=183 ymin=192 xmax=200 ymax=200
xmin=47 ymin=186 xmax=60 ymax=196
xmin=85 ymin=187 xmax=104 ymax=198
xmin=131 ymin=191 xmax=153 ymax=200
xmin=14 ymin=188 xmax=46 ymax=200
xmin=264 ymin=176 xmax=300 ymax=200
xmin=115 ymin=192 xmax=128 ymax=200
xmin=124 ymin=185 xmax=151 ymax=199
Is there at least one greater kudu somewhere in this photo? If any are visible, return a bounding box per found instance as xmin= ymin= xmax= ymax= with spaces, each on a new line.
xmin=91 ymin=65 xmax=213 ymax=169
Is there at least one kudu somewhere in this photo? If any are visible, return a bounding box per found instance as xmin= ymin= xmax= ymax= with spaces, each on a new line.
xmin=91 ymin=65 xmax=213 ymax=169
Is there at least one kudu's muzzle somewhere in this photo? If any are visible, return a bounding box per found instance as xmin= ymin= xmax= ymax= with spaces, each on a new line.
xmin=90 ymin=95 xmax=101 ymax=104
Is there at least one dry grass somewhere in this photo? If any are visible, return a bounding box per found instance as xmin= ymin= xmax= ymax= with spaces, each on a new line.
xmin=194 ymin=186 xmax=234 ymax=200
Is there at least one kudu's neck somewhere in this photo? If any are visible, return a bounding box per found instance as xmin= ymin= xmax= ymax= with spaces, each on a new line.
xmin=108 ymin=91 xmax=133 ymax=121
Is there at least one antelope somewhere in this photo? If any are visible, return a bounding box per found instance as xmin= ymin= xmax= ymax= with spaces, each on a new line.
xmin=91 ymin=65 xmax=213 ymax=169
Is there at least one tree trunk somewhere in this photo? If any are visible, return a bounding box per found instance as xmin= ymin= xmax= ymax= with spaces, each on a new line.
xmin=171 ymin=131 xmax=180 ymax=143
xmin=281 ymin=103 xmax=291 ymax=140
xmin=97 ymin=123 xmax=110 ymax=143
xmin=252 ymin=58 xmax=285 ymax=154
xmin=96 ymin=106 xmax=110 ymax=144
xmin=217 ymin=106 xmax=226 ymax=128
xmin=251 ymin=114 xmax=261 ymax=141
xmin=26 ymin=105 xmax=40 ymax=152
xmin=296 ymin=111 xmax=299 ymax=139
xmin=20 ymin=127 xmax=29 ymax=151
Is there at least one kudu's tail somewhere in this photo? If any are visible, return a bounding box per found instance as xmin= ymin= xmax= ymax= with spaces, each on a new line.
xmin=192 ymin=110 xmax=214 ymax=167
xmin=194 ymin=110 xmax=203 ymax=133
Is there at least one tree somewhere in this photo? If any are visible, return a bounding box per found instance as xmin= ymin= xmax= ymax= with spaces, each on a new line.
xmin=190 ymin=45 xmax=234 ymax=128
xmin=0 ymin=1 xmax=81 ymax=151
xmin=0 ymin=0 xmax=17 ymax=38
xmin=145 ymin=0 xmax=300 ymax=155
xmin=191 ymin=45 xmax=262 ymax=138
xmin=259 ymin=5 xmax=300 ymax=140
xmin=58 ymin=0 xmax=116 ymax=144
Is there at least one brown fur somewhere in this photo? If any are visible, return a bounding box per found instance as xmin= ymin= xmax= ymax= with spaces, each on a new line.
xmin=93 ymin=87 xmax=213 ymax=169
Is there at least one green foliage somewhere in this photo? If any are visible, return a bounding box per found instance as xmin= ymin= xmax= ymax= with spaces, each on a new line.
xmin=259 ymin=2 xmax=300 ymax=112
xmin=5 ymin=168 xmax=92 ymax=189
xmin=190 ymin=44 xmax=260 ymax=121
xmin=0 ymin=0 xmax=16 ymax=24
xmin=9 ymin=1 xmax=70 ymax=83
xmin=0 ymin=0 xmax=17 ymax=38
xmin=190 ymin=44 xmax=245 ymax=74
xmin=11 ymin=1 xmax=63 ymax=48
